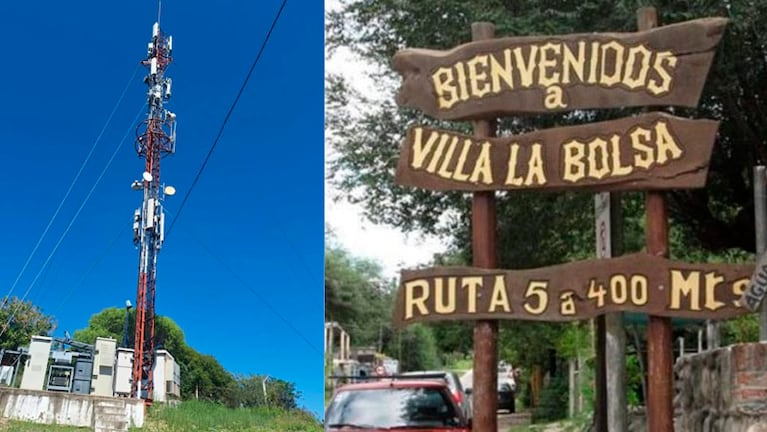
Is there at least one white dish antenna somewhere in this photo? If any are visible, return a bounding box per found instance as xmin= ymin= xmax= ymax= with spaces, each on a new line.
xmin=164 ymin=185 xmax=176 ymax=196
xmin=142 ymin=172 xmax=153 ymax=182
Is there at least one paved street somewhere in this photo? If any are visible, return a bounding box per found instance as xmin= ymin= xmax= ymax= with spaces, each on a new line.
xmin=460 ymin=369 xmax=533 ymax=431
xmin=498 ymin=411 xmax=532 ymax=431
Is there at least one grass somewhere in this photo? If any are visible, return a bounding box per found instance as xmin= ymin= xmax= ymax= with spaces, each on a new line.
xmin=1 ymin=420 xmax=85 ymax=431
xmin=0 ymin=401 xmax=323 ymax=432
xmin=132 ymin=401 xmax=323 ymax=432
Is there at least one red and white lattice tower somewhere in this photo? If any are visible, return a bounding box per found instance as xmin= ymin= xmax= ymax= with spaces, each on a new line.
xmin=130 ymin=15 xmax=177 ymax=402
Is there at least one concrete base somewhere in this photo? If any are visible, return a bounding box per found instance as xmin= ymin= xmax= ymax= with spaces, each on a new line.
xmin=0 ymin=387 xmax=144 ymax=432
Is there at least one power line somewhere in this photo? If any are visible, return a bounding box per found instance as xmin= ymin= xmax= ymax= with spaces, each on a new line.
xmin=166 ymin=0 xmax=288 ymax=238
xmin=1 ymin=63 xmax=140 ymax=304
xmin=155 ymin=0 xmax=322 ymax=353
xmin=164 ymin=208 xmax=321 ymax=354
xmin=49 ymin=217 xmax=133 ymax=319
xmin=0 ymin=103 xmax=146 ymax=340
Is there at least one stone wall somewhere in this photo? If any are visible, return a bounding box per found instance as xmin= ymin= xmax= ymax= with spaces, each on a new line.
xmin=0 ymin=387 xmax=144 ymax=432
xmin=675 ymin=342 xmax=767 ymax=432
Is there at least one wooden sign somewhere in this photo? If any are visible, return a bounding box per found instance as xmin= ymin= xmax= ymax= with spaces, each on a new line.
xmin=394 ymin=112 xmax=718 ymax=192
xmin=740 ymin=251 xmax=767 ymax=311
xmin=392 ymin=253 xmax=753 ymax=328
xmin=392 ymin=17 xmax=727 ymax=120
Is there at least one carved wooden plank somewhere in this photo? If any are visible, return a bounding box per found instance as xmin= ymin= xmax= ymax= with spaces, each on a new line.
xmin=392 ymin=253 xmax=753 ymax=328
xmin=392 ymin=17 xmax=728 ymax=120
xmin=395 ymin=112 xmax=718 ymax=192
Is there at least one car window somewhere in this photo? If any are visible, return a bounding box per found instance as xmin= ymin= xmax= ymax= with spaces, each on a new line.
xmin=326 ymin=387 xmax=465 ymax=429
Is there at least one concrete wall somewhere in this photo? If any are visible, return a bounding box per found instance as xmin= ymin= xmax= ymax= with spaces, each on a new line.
xmin=675 ymin=342 xmax=767 ymax=432
xmin=0 ymin=387 xmax=144 ymax=431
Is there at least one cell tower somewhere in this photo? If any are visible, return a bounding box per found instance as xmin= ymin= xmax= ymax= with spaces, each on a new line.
xmin=130 ymin=12 xmax=177 ymax=402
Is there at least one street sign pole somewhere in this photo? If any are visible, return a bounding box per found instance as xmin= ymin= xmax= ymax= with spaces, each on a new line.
xmin=470 ymin=21 xmax=499 ymax=432
xmin=595 ymin=192 xmax=627 ymax=432
xmin=594 ymin=193 xmax=609 ymax=432
xmin=639 ymin=7 xmax=675 ymax=432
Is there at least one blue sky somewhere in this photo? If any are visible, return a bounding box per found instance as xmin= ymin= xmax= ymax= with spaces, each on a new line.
xmin=0 ymin=0 xmax=324 ymax=416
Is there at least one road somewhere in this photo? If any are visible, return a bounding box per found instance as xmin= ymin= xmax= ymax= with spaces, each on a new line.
xmin=460 ymin=370 xmax=531 ymax=431
xmin=498 ymin=411 xmax=532 ymax=430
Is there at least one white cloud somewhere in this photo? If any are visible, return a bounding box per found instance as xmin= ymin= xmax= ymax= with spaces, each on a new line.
xmin=324 ymin=0 xmax=446 ymax=279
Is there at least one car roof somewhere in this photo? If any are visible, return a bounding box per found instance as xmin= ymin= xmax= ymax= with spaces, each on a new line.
xmin=333 ymin=379 xmax=450 ymax=392
xmin=401 ymin=370 xmax=457 ymax=380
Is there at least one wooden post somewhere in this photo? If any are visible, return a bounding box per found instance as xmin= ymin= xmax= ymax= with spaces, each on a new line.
xmin=470 ymin=21 xmax=498 ymax=432
xmin=595 ymin=317 xmax=607 ymax=431
xmin=606 ymin=193 xmax=627 ymax=432
xmin=640 ymin=10 xmax=674 ymax=432
xmin=639 ymin=7 xmax=674 ymax=432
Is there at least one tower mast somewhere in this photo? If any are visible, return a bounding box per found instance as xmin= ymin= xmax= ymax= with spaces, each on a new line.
xmin=130 ymin=12 xmax=177 ymax=402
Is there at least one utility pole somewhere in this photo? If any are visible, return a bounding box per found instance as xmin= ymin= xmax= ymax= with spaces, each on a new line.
xmin=130 ymin=6 xmax=177 ymax=403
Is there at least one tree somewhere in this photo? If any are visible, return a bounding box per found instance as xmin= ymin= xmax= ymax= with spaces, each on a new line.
xmin=72 ymin=307 xmax=129 ymax=345
xmin=73 ymin=308 xmax=305 ymax=409
xmin=391 ymin=324 xmax=442 ymax=371
xmin=325 ymin=233 xmax=395 ymax=349
xmin=0 ymin=297 xmax=55 ymax=350
xmin=326 ymin=0 xmax=766 ymax=261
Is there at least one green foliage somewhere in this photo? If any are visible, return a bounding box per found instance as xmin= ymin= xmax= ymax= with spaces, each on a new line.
xmin=325 ymin=233 xmax=394 ymax=350
xmin=0 ymin=297 xmax=55 ymax=350
xmin=71 ymin=307 xmax=130 ymax=345
xmin=556 ymin=323 xmax=593 ymax=360
xmin=5 ymin=401 xmax=321 ymax=432
xmin=392 ymin=324 xmax=443 ymax=371
xmin=499 ymin=321 xmax=566 ymax=367
xmin=179 ymin=350 xmax=236 ymax=405
xmin=533 ymin=369 xmax=570 ymax=423
xmin=327 ymin=0 xmax=767 ymax=262
xmin=132 ymin=400 xmax=321 ymax=432
xmin=73 ymin=309 xmax=299 ymax=410
xmin=625 ymin=353 xmax=643 ymax=407
xmin=231 ymin=374 xmax=301 ymax=410
xmin=723 ymin=314 xmax=760 ymax=344
xmin=428 ymin=322 xmax=473 ymax=360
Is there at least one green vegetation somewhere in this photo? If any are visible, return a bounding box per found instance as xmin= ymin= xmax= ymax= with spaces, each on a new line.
xmin=0 ymin=401 xmax=321 ymax=432
xmin=72 ymin=308 xmax=301 ymax=409
xmin=325 ymin=230 xmax=444 ymax=372
xmin=0 ymin=302 xmax=306 ymax=427
xmin=326 ymin=0 xmax=767 ymax=425
xmin=2 ymin=420 xmax=84 ymax=431
xmin=131 ymin=401 xmax=321 ymax=432
xmin=0 ymin=296 xmax=55 ymax=350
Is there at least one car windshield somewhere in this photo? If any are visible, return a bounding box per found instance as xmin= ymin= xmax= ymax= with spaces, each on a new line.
xmin=326 ymin=387 xmax=464 ymax=429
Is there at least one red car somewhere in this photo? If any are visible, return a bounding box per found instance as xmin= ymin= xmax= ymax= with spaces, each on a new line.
xmin=325 ymin=378 xmax=471 ymax=431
